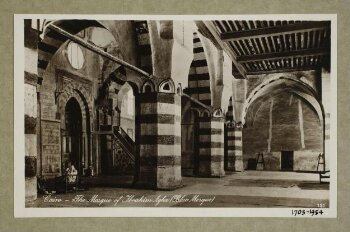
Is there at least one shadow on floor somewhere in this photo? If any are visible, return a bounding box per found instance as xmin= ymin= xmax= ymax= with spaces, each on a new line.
xmin=297 ymin=182 xmax=329 ymax=190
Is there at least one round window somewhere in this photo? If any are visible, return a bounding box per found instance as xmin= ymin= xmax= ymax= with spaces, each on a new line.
xmin=66 ymin=42 xmax=84 ymax=69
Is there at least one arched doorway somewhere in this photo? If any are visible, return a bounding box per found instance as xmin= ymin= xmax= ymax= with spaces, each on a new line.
xmin=64 ymin=97 xmax=83 ymax=173
xmin=59 ymin=84 xmax=93 ymax=177
xmin=181 ymin=105 xmax=200 ymax=176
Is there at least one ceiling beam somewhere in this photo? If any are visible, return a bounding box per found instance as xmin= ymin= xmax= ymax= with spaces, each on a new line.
xmin=221 ymin=21 xmax=330 ymax=41
xmin=246 ymin=66 xmax=322 ymax=75
xmin=196 ymin=21 xmax=247 ymax=79
xmin=237 ymin=47 xmax=329 ymax=62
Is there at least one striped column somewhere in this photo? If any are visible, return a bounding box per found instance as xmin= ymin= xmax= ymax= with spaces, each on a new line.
xmin=24 ymin=20 xmax=38 ymax=203
xmin=186 ymin=32 xmax=211 ymax=106
xmin=198 ymin=115 xmax=225 ymax=177
xmin=136 ymin=91 xmax=182 ymax=190
xmin=25 ymin=83 xmax=38 ymax=202
xmin=226 ymin=123 xmax=244 ymax=171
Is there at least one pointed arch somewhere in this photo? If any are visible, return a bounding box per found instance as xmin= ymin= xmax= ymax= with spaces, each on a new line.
xmin=159 ymin=78 xmax=175 ymax=93
xmin=58 ymin=82 xmax=93 ymax=132
xmin=200 ymin=109 xmax=211 ymax=118
xmin=242 ymin=75 xmax=323 ymax=125
xmin=213 ymin=108 xmax=223 ymax=118
xmin=176 ymin=83 xmax=183 ymax=95
xmin=141 ymin=79 xmax=156 ymax=93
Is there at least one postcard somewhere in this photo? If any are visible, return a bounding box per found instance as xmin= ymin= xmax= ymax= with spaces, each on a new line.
xmin=14 ymin=14 xmax=337 ymax=217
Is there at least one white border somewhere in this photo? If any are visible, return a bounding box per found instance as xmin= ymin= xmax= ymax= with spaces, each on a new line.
xmin=14 ymin=14 xmax=337 ymax=218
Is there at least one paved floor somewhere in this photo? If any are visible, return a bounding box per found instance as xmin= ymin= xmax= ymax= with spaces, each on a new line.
xmin=28 ymin=171 xmax=329 ymax=208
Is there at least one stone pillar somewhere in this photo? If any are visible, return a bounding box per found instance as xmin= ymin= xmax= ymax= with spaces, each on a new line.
xmin=89 ymin=133 xmax=93 ymax=168
xmin=82 ymin=131 xmax=88 ymax=171
xmin=226 ymin=123 xmax=244 ymax=171
xmin=226 ymin=122 xmax=235 ymax=171
xmin=25 ymin=84 xmax=38 ymax=202
xmin=136 ymin=89 xmax=182 ymax=190
xmin=198 ymin=113 xmax=225 ymax=177
xmin=24 ymin=20 xmax=39 ymax=203
xmin=94 ymin=134 xmax=100 ymax=175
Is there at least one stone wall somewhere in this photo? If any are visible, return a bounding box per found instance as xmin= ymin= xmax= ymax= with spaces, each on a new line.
xmin=38 ymin=25 xmax=140 ymax=178
xmin=242 ymin=90 xmax=323 ymax=171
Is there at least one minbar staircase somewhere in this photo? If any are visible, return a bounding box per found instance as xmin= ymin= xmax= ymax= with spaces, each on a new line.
xmin=112 ymin=126 xmax=136 ymax=163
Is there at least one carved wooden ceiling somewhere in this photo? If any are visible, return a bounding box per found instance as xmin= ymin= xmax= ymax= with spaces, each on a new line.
xmin=211 ymin=20 xmax=331 ymax=78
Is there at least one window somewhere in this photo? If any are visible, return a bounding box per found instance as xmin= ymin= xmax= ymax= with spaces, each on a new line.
xmin=163 ymin=83 xmax=170 ymax=90
xmin=66 ymin=42 xmax=85 ymax=69
xmin=145 ymin=85 xmax=152 ymax=93
xmin=159 ymin=80 xmax=174 ymax=93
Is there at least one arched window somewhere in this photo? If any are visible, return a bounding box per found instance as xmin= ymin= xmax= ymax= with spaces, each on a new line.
xmin=142 ymin=81 xmax=155 ymax=93
xmin=213 ymin=109 xmax=223 ymax=117
xmin=159 ymin=79 xmax=175 ymax=93
xmin=144 ymin=84 xmax=152 ymax=93
xmin=177 ymin=83 xmax=183 ymax=95
xmin=163 ymin=83 xmax=170 ymax=91
xmin=201 ymin=110 xmax=210 ymax=118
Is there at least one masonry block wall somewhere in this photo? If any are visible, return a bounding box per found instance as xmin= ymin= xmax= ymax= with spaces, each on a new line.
xmin=242 ymin=76 xmax=323 ymax=171
xmin=134 ymin=20 xmax=153 ymax=74
xmin=39 ymin=28 xmax=100 ymax=177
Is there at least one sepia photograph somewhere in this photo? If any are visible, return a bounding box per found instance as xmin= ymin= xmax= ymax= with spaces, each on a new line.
xmin=15 ymin=14 xmax=337 ymax=217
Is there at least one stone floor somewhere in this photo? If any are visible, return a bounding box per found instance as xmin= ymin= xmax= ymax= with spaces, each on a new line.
xmin=28 ymin=171 xmax=329 ymax=208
